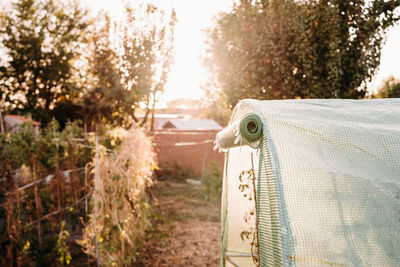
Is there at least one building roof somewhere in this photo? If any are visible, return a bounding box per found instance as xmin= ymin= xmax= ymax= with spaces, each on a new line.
xmin=5 ymin=114 xmax=41 ymax=126
xmin=161 ymin=119 xmax=222 ymax=130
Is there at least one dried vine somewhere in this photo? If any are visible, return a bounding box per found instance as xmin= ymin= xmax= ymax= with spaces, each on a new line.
xmin=238 ymin=152 xmax=260 ymax=266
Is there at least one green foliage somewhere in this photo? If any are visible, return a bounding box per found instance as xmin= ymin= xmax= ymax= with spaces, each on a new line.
xmin=81 ymin=4 xmax=176 ymax=128
xmin=80 ymin=13 xmax=125 ymax=126
xmin=202 ymin=161 xmax=222 ymax=201
xmin=1 ymin=119 xmax=92 ymax=171
xmin=374 ymin=76 xmax=400 ymax=98
xmin=120 ymin=4 xmax=176 ymax=128
xmin=0 ymin=1 xmax=176 ymax=128
xmin=155 ymin=162 xmax=197 ymax=182
xmin=0 ymin=0 xmax=90 ymax=124
xmin=206 ymin=0 xmax=400 ymax=107
xmin=56 ymin=221 xmax=71 ymax=266
xmin=200 ymin=97 xmax=232 ymax=127
xmin=0 ymin=121 xmax=94 ymax=265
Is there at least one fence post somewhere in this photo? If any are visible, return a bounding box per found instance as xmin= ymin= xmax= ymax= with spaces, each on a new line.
xmin=94 ymin=135 xmax=100 ymax=267
xmin=0 ymin=111 xmax=4 ymax=134
xmin=32 ymin=157 xmax=42 ymax=245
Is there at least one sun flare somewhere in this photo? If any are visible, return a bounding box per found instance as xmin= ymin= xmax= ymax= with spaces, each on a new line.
xmin=82 ymin=0 xmax=234 ymax=106
xmin=2 ymin=0 xmax=399 ymax=105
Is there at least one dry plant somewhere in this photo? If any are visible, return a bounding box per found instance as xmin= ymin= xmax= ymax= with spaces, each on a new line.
xmin=78 ymin=128 xmax=156 ymax=266
xmin=0 ymin=120 xmax=94 ymax=265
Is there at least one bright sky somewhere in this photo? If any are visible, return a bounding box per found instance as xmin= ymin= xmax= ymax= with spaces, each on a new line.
xmin=369 ymin=25 xmax=400 ymax=94
xmin=2 ymin=0 xmax=400 ymax=101
xmin=85 ymin=0 xmax=400 ymax=100
xmin=83 ymin=0 xmax=234 ymax=106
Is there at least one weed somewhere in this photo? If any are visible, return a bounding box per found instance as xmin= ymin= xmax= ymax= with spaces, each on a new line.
xmin=202 ymin=161 xmax=222 ymax=201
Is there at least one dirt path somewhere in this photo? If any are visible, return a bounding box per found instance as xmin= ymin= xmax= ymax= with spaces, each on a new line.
xmin=142 ymin=181 xmax=221 ymax=267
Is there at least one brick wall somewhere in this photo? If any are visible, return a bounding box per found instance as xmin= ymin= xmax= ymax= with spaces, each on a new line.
xmin=152 ymin=130 xmax=225 ymax=175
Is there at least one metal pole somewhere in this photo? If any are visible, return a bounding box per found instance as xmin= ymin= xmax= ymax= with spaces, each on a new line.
xmin=94 ymin=134 xmax=100 ymax=267
xmin=251 ymin=153 xmax=260 ymax=266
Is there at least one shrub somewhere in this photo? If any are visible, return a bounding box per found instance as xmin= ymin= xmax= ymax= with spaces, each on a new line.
xmin=0 ymin=120 xmax=94 ymax=265
xmin=202 ymin=161 xmax=223 ymax=201
xmin=154 ymin=161 xmax=197 ymax=182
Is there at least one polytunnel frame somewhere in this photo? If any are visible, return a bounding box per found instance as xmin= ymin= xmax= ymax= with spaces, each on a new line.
xmin=217 ymin=99 xmax=296 ymax=267
xmin=219 ymin=98 xmax=400 ymax=267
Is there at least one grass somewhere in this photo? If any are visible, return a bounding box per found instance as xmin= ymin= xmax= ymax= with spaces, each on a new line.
xmin=151 ymin=179 xmax=221 ymax=222
xmin=140 ymin=176 xmax=222 ymax=266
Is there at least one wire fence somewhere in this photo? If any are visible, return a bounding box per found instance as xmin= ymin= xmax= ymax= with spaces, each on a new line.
xmin=0 ymin=168 xmax=86 ymax=208
xmin=1 ymin=129 xmax=221 ymax=265
xmin=1 ymin=132 xmax=218 ymax=222
xmin=0 ymin=138 xmax=95 ymax=235
xmin=0 ymin=167 xmax=93 ymax=227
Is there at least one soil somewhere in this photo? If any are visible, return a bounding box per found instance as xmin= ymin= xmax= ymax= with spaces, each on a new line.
xmin=141 ymin=180 xmax=221 ymax=267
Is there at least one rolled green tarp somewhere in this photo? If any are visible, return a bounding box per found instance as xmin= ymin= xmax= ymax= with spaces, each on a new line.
xmin=215 ymin=113 xmax=263 ymax=151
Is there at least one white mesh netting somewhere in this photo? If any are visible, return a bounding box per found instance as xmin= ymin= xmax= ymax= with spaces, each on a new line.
xmin=219 ymin=99 xmax=400 ymax=267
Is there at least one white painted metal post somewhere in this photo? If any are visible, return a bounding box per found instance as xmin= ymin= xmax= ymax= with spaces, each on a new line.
xmin=94 ymin=135 xmax=100 ymax=267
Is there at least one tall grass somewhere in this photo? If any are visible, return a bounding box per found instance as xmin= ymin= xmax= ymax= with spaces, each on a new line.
xmin=78 ymin=128 xmax=156 ymax=266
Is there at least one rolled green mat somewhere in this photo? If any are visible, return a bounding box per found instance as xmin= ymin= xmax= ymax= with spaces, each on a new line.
xmin=239 ymin=114 xmax=263 ymax=143
xmin=215 ymin=113 xmax=263 ymax=150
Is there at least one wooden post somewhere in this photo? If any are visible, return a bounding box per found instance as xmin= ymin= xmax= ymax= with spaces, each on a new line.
xmin=150 ymin=102 xmax=156 ymax=132
xmin=32 ymin=157 xmax=42 ymax=245
xmin=83 ymin=117 xmax=88 ymax=141
xmin=0 ymin=111 xmax=4 ymax=134
xmin=57 ymin=171 xmax=62 ymax=223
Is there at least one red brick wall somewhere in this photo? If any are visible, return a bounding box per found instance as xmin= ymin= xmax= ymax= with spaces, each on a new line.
xmin=152 ymin=130 xmax=225 ymax=175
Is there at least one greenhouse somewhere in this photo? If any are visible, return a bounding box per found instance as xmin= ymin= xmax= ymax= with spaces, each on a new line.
xmin=215 ymin=99 xmax=400 ymax=267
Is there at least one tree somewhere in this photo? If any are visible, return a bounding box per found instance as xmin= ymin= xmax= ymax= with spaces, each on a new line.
xmin=0 ymin=0 xmax=89 ymax=124
xmin=1 ymin=1 xmax=175 ymax=129
xmin=199 ymin=79 xmax=231 ymax=127
xmin=206 ymin=0 xmax=400 ymax=107
xmin=374 ymin=76 xmax=400 ymax=98
xmin=118 ymin=3 xmax=176 ymax=129
xmin=200 ymin=98 xmax=231 ymax=127
xmin=80 ymin=13 xmax=126 ymax=127
xmin=82 ymin=4 xmax=176 ymax=129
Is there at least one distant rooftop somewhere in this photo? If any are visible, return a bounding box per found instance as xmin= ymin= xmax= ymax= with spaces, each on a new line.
xmin=5 ymin=114 xmax=41 ymax=126
xmin=153 ymin=113 xmax=191 ymax=119
xmin=161 ymin=119 xmax=222 ymax=131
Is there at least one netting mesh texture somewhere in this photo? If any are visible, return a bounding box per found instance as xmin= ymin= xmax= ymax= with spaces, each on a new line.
xmin=222 ymin=99 xmax=400 ymax=267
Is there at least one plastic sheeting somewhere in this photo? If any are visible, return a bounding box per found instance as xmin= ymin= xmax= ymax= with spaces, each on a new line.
xmin=218 ymin=99 xmax=400 ymax=267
